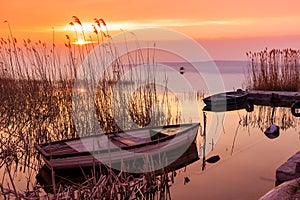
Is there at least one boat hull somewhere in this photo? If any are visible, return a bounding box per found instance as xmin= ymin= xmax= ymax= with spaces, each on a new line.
xmin=203 ymin=90 xmax=248 ymax=107
xmin=35 ymin=123 xmax=200 ymax=172
xmin=36 ymin=141 xmax=200 ymax=193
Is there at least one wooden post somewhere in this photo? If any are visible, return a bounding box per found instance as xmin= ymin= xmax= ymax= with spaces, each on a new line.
xmin=202 ymin=112 xmax=207 ymax=171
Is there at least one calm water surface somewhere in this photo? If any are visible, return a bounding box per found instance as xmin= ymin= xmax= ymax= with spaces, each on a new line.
xmin=172 ymin=103 xmax=300 ymax=199
xmin=169 ymin=62 xmax=300 ymax=199
xmin=2 ymin=61 xmax=299 ymax=199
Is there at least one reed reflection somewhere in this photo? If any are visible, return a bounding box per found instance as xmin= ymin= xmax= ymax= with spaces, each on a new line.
xmin=240 ymin=105 xmax=299 ymax=133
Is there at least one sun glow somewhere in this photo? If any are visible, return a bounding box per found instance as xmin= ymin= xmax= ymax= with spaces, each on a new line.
xmin=61 ymin=19 xmax=236 ymax=33
xmin=59 ymin=17 xmax=300 ymax=44
xmin=72 ymin=37 xmax=92 ymax=45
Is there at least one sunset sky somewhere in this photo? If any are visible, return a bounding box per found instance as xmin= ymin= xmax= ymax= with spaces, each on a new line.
xmin=2 ymin=0 xmax=300 ymax=60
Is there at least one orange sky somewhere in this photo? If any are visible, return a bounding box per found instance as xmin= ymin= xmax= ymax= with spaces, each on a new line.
xmin=2 ymin=0 xmax=300 ymax=59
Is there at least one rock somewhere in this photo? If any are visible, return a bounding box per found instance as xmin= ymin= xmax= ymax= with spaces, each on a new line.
xmin=260 ymin=178 xmax=300 ymax=200
xmin=264 ymin=124 xmax=279 ymax=139
xmin=296 ymin=162 xmax=300 ymax=173
xmin=276 ymin=151 xmax=300 ymax=184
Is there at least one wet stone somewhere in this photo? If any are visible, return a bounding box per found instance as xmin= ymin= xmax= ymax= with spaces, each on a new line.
xmin=276 ymin=151 xmax=300 ymax=184
xmin=296 ymin=162 xmax=300 ymax=173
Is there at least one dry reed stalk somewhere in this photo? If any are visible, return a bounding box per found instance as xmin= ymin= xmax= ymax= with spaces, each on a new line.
xmin=246 ymin=48 xmax=300 ymax=91
xmin=0 ymin=17 xmax=183 ymax=199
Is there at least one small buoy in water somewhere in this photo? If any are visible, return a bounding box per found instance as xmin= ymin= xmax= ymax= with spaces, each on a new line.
xmin=264 ymin=124 xmax=279 ymax=139
xmin=179 ymin=66 xmax=185 ymax=75
xmin=206 ymin=155 xmax=220 ymax=163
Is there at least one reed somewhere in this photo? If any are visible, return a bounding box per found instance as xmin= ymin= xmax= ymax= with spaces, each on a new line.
xmin=2 ymin=168 xmax=174 ymax=199
xmin=0 ymin=17 xmax=182 ymax=199
xmin=62 ymin=169 xmax=173 ymax=200
xmin=246 ymin=48 xmax=300 ymax=91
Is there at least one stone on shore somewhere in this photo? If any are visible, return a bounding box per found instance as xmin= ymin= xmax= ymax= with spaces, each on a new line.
xmin=276 ymin=151 xmax=300 ymax=184
xmin=260 ymin=178 xmax=300 ymax=200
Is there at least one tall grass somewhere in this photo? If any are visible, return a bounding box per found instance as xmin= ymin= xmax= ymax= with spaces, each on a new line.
xmin=0 ymin=17 xmax=182 ymax=199
xmin=246 ymin=48 xmax=300 ymax=91
xmin=3 ymin=167 xmax=174 ymax=199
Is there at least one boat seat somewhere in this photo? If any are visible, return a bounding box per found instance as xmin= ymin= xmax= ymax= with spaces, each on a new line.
xmin=109 ymin=135 xmax=138 ymax=147
xmin=117 ymin=138 xmax=137 ymax=146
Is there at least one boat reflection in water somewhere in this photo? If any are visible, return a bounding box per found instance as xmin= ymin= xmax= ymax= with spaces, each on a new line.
xmin=202 ymin=103 xmax=252 ymax=113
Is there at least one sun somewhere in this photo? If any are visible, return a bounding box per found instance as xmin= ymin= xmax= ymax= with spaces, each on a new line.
xmin=72 ymin=37 xmax=91 ymax=45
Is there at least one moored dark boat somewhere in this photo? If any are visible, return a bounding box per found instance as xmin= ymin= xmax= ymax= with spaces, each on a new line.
xmin=203 ymin=89 xmax=248 ymax=107
xmin=35 ymin=123 xmax=200 ymax=173
xmin=202 ymin=103 xmax=246 ymax=112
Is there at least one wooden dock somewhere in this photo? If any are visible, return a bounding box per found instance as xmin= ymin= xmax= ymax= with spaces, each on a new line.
xmin=247 ymin=90 xmax=300 ymax=107
xmin=202 ymin=90 xmax=300 ymax=114
xmin=245 ymin=91 xmax=300 ymax=185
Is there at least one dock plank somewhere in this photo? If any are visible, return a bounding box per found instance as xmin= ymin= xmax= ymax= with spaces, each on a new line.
xmin=247 ymin=90 xmax=300 ymax=107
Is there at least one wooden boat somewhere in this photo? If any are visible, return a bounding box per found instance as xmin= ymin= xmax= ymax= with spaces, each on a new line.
xmin=36 ymin=141 xmax=200 ymax=193
xmin=202 ymin=103 xmax=245 ymax=112
xmin=35 ymin=123 xmax=200 ymax=172
xmin=202 ymin=89 xmax=248 ymax=107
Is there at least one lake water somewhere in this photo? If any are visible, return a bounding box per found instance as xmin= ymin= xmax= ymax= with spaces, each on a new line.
xmin=1 ymin=60 xmax=299 ymax=199
xmin=168 ymin=60 xmax=300 ymax=199
xmin=172 ymin=104 xmax=300 ymax=199
xmin=154 ymin=60 xmax=300 ymax=199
